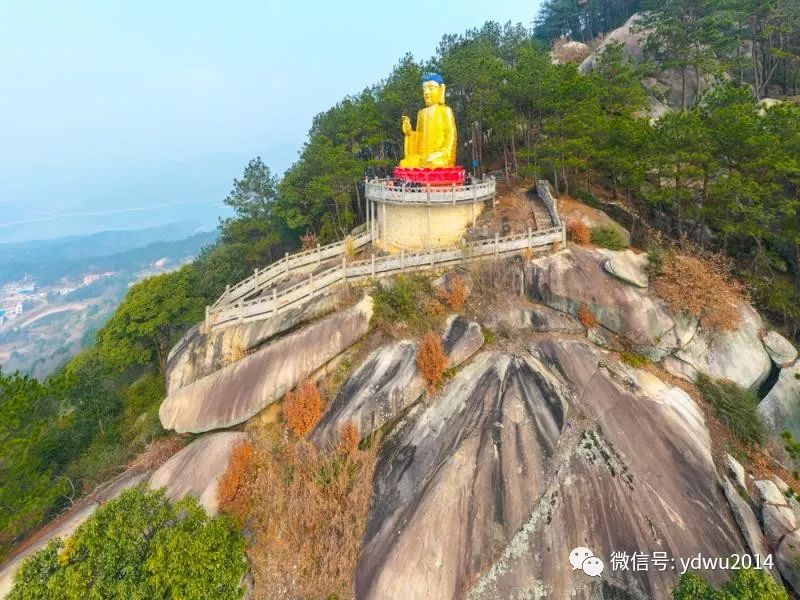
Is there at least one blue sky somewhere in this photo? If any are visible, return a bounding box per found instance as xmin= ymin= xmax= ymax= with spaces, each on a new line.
xmin=0 ymin=0 xmax=539 ymax=242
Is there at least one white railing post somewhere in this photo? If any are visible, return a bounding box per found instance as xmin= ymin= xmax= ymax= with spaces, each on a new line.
xmin=371 ymin=254 xmax=376 ymax=278
xmin=254 ymin=268 xmax=259 ymax=287
xmin=430 ymin=247 xmax=434 ymax=267
xmin=401 ymin=250 xmax=405 ymax=271
xmin=452 ymin=184 xmax=456 ymax=205
xmin=238 ymin=302 xmax=243 ymax=325
xmin=527 ymin=227 xmax=532 ymax=248
xmin=495 ymin=233 xmax=499 ymax=256
xmin=426 ymin=184 xmax=431 ymax=204
xmin=272 ymin=288 xmax=277 ymax=315
xmin=317 ymin=243 xmax=321 ymax=266
xmin=342 ymin=256 xmax=347 ymax=281
xmin=309 ymin=273 xmax=314 ymax=297
xmin=285 ymin=252 xmax=290 ymax=278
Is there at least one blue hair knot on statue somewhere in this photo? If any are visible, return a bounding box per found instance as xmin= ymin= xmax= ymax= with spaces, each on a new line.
xmin=422 ymin=72 xmax=445 ymax=85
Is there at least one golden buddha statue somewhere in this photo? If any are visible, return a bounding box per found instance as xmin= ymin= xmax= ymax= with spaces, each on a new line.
xmin=400 ymin=73 xmax=457 ymax=168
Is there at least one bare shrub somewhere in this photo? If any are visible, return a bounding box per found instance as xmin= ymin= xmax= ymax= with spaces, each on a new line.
xmin=217 ymin=440 xmax=254 ymax=517
xmin=417 ymin=331 xmax=447 ymax=393
xmin=222 ymin=339 xmax=250 ymax=366
xmin=344 ymin=235 xmax=356 ymax=260
xmin=437 ymin=275 xmax=468 ymax=311
xmin=578 ymin=302 xmax=599 ymax=328
xmin=284 ymin=380 xmax=324 ymax=437
xmin=339 ymin=423 xmax=360 ymax=454
xmin=652 ymin=252 xmax=744 ymax=331
xmin=567 ymin=220 xmax=591 ymax=245
xmin=301 ymin=231 xmax=318 ymax=251
xmin=235 ymin=437 xmax=378 ymax=599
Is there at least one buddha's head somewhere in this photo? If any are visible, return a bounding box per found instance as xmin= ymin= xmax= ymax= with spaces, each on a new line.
xmin=422 ymin=73 xmax=446 ymax=107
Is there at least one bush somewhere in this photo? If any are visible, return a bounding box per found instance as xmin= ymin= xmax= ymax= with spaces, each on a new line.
xmin=653 ymin=252 xmax=744 ymax=331
xmin=567 ymin=220 xmax=591 ymax=245
xmin=437 ymin=275 xmax=468 ymax=311
xmin=417 ymin=331 xmax=448 ymax=393
xmin=284 ymin=380 xmax=324 ymax=437
xmin=620 ymin=352 xmax=650 ymax=368
xmin=372 ymin=274 xmax=443 ymax=333
xmin=696 ymin=374 xmax=765 ymax=445
xmin=232 ymin=438 xmax=377 ymax=599
xmin=9 ymin=487 xmax=247 ymax=600
xmin=782 ymin=431 xmax=800 ymax=461
xmin=217 ymin=440 xmax=254 ymax=516
xmin=339 ymin=422 xmax=360 ymax=454
xmin=590 ymin=226 xmax=629 ymax=250
xmin=578 ymin=303 xmax=599 ymax=328
xmin=673 ymin=568 xmax=788 ymax=599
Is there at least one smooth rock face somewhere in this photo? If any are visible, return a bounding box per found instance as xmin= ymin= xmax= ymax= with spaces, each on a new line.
xmin=668 ymin=304 xmax=770 ymax=390
xmin=758 ymin=362 xmax=800 ymax=439
xmin=148 ymin=431 xmax=249 ymax=516
xmin=311 ymin=341 xmax=425 ymax=450
xmin=721 ymin=478 xmax=773 ymax=569
xmin=601 ymin=249 xmax=649 ymax=288
xmin=166 ymin=293 xmax=337 ymax=395
xmin=725 ymin=454 xmax=747 ymax=491
xmin=442 ymin=315 xmax=484 ymax=368
xmin=527 ymin=247 xmax=680 ymax=353
xmin=159 ymin=296 xmax=373 ymax=433
xmin=486 ymin=305 xmax=584 ymax=335
xmin=356 ymin=341 xmax=743 ymax=599
xmin=762 ymin=330 xmax=798 ymax=368
xmin=312 ymin=317 xmax=484 ymax=450
xmin=755 ymin=478 xmax=800 ymax=594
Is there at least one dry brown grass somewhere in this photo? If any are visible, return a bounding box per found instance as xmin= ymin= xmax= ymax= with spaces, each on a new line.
xmin=578 ymin=302 xmax=599 ymax=329
xmin=301 ymin=231 xmax=318 ymax=251
xmin=567 ymin=220 xmax=591 ymax=245
xmin=217 ymin=440 xmax=254 ymax=516
xmin=284 ymin=380 xmax=324 ymax=437
xmin=417 ymin=331 xmax=447 ymax=393
xmin=652 ymin=252 xmax=744 ymax=331
xmin=230 ymin=437 xmax=378 ymax=600
xmin=437 ymin=275 xmax=468 ymax=311
xmin=222 ymin=339 xmax=251 ymax=367
xmin=344 ymin=235 xmax=357 ymax=260
xmin=339 ymin=423 xmax=360 ymax=455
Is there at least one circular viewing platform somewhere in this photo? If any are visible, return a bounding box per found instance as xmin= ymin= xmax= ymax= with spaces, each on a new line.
xmin=365 ymin=177 xmax=496 ymax=252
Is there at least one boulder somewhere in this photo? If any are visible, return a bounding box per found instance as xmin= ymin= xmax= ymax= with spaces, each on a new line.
xmin=312 ymin=317 xmax=484 ymax=450
xmin=670 ymin=303 xmax=771 ymax=390
xmin=762 ymin=330 xmax=798 ymax=368
xmin=166 ymin=293 xmax=337 ymax=395
xmin=527 ymin=247 xmax=684 ymax=356
xmin=442 ymin=315 xmax=484 ymax=368
xmin=552 ymin=41 xmax=590 ymax=65
xmin=776 ymin=531 xmax=800 ymax=596
xmin=159 ymin=296 xmax=373 ymax=433
xmin=725 ymin=454 xmax=747 ymax=491
xmin=148 ymin=431 xmax=249 ymax=516
xmin=758 ymin=362 xmax=800 ymax=439
xmin=601 ymin=249 xmax=649 ymax=288
xmin=755 ymin=479 xmax=790 ymax=508
xmin=720 ymin=478 xmax=775 ymax=580
xmin=356 ymin=341 xmax=743 ymax=599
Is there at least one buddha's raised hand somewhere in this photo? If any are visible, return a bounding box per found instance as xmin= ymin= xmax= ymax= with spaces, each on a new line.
xmin=401 ymin=116 xmax=412 ymax=136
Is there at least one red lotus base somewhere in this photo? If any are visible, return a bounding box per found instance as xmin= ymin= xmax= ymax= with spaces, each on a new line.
xmin=393 ymin=166 xmax=465 ymax=186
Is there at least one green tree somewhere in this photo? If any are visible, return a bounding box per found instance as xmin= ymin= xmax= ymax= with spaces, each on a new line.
xmin=673 ymin=568 xmax=788 ymax=599
xmin=8 ymin=487 xmax=247 ymax=600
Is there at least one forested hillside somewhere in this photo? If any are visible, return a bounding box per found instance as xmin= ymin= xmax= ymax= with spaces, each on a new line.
xmin=2 ymin=0 xmax=800 ymax=590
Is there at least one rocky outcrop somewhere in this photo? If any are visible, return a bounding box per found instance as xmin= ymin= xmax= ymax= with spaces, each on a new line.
xmin=754 ymin=479 xmax=800 ymax=594
xmin=762 ymin=330 xmax=798 ymax=368
xmin=602 ymin=249 xmax=649 ymax=288
xmin=668 ymin=304 xmax=771 ymax=390
xmin=166 ymin=293 xmax=337 ymax=396
xmin=356 ymin=341 xmax=743 ymax=599
xmin=758 ymin=362 xmax=800 ymax=439
xmin=486 ymin=304 xmax=584 ymax=334
xmin=148 ymin=431 xmax=249 ymax=516
xmin=311 ymin=316 xmax=484 ymax=450
xmin=159 ymin=296 xmax=373 ymax=433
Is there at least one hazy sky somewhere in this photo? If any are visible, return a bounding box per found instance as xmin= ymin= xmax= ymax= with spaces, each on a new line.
xmin=1 ymin=1 xmax=538 ymax=242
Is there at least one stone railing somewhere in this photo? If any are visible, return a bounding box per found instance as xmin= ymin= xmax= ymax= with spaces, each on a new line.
xmin=207 ymin=225 xmax=563 ymax=330
xmin=365 ymin=179 xmax=496 ymax=205
xmin=536 ymin=180 xmax=561 ymax=229
xmin=212 ymin=231 xmax=373 ymax=308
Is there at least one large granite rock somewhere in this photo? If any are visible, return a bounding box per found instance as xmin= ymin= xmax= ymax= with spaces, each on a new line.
xmin=668 ymin=304 xmax=771 ymax=390
xmin=601 ymin=249 xmax=649 ymax=288
xmin=486 ymin=304 xmax=584 ymax=335
xmin=758 ymin=362 xmax=800 ymax=439
xmin=312 ymin=317 xmax=484 ymax=450
xmin=527 ymin=247 xmax=690 ymax=357
xmin=721 ymin=478 xmax=774 ymax=576
xmin=148 ymin=431 xmax=249 ymax=516
xmin=166 ymin=293 xmax=338 ymax=396
xmin=159 ymin=296 xmax=373 ymax=433
xmin=762 ymin=330 xmax=798 ymax=368
xmin=356 ymin=341 xmax=743 ymax=599
xmin=754 ymin=479 xmax=800 ymax=594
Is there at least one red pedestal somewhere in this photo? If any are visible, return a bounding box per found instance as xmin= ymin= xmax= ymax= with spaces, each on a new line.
xmin=393 ymin=166 xmax=465 ymax=186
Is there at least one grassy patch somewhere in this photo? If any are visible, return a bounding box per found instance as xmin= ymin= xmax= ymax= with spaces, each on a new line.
xmin=371 ymin=274 xmax=444 ymax=334
xmin=696 ymin=374 xmax=764 ymax=445
xmin=590 ymin=226 xmax=629 ymax=250
xmin=619 ymin=352 xmax=650 ymax=369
